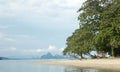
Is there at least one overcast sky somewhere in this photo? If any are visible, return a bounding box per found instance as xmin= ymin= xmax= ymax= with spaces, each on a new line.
xmin=0 ymin=0 xmax=85 ymax=57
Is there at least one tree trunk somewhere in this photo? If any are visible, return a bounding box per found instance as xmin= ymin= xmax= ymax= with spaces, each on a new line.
xmin=80 ymin=53 xmax=84 ymax=59
xmin=111 ymin=47 xmax=115 ymax=57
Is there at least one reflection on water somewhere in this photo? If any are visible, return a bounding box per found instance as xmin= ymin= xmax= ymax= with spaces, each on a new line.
xmin=64 ymin=68 xmax=99 ymax=72
xmin=64 ymin=67 xmax=119 ymax=72
xmin=0 ymin=60 xmax=119 ymax=72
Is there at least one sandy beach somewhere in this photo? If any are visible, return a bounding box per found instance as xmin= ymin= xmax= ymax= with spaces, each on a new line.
xmin=35 ymin=58 xmax=120 ymax=71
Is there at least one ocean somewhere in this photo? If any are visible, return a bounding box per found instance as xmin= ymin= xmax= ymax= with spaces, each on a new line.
xmin=0 ymin=60 xmax=118 ymax=72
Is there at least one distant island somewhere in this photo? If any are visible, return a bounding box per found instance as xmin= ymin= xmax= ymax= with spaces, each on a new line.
xmin=0 ymin=57 xmax=9 ymax=60
xmin=0 ymin=52 xmax=67 ymax=60
xmin=40 ymin=52 xmax=66 ymax=59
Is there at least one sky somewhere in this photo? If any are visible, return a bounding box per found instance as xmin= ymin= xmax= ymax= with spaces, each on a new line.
xmin=0 ymin=0 xmax=85 ymax=57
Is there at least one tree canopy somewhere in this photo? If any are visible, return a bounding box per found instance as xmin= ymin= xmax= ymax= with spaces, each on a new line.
xmin=63 ymin=0 xmax=120 ymax=58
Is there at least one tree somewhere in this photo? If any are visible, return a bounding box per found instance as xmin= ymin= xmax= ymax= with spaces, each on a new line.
xmin=78 ymin=0 xmax=120 ymax=57
xmin=94 ymin=0 xmax=120 ymax=57
xmin=63 ymin=0 xmax=120 ymax=58
xmin=63 ymin=28 xmax=92 ymax=58
xmin=63 ymin=0 xmax=102 ymax=58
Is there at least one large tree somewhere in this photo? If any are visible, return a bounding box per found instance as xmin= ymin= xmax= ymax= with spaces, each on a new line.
xmin=63 ymin=28 xmax=93 ymax=58
xmin=63 ymin=0 xmax=120 ymax=58
xmin=94 ymin=0 xmax=120 ymax=57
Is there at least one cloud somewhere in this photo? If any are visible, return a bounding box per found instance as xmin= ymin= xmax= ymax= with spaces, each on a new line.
xmin=59 ymin=48 xmax=65 ymax=52
xmin=47 ymin=45 xmax=56 ymax=51
xmin=16 ymin=34 xmax=32 ymax=38
xmin=22 ymin=45 xmax=64 ymax=55
xmin=0 ymin=0 xmax=84 ymax=57
xmin=0 ymin=44 xmax=64 ymax=56
xmin=22 ymin=45 xmax=56 ymax=53
xmin=52 ymin=0 xmax=84 ymax=8
xmin=1 ymin=33 xmax=34 ymax=42
xmin=4 ymin=37 xmax=16 ymax=42
xmin=0 ymin=32 xmax=16 ymax=42
xmin=10 ymin=47 xmax=17 ymax=51
xmin=0 ymin=0 xmax=82 ymax=30
xmin=0 ymin=0 xmax=84 ymax=17
xmin=0 ymin=46 xmax=18 ymax=56
xmin=0 ymin=47 xmax=17 ymax=51
xmin=36 ymin=49 xmax=43 ymax=52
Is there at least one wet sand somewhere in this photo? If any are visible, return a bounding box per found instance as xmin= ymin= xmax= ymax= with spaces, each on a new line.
xmin=35 ymin=58 xmax=120 ymax=71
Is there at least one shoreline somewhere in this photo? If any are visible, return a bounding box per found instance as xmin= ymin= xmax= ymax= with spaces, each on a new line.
xmin=34 ymin=58 xmax=120 ymax=71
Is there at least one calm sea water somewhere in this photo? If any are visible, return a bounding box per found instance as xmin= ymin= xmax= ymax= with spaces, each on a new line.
xmin=0 ymin=60 xmax=118 ymax=72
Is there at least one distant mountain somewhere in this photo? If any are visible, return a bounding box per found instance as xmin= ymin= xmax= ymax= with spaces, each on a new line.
xmin=40 ymin=52 xmax=66 ymax=59
xmin=41 ymin=52 xmax=54 ymax=59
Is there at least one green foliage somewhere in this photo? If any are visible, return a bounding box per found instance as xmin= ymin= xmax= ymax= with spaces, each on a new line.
xmin=63 ymin=0 xmax=120 ymax=58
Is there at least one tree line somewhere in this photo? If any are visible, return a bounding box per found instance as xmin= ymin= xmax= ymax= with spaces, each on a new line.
xmin=63 ymin=0 xmax=120 ymax=58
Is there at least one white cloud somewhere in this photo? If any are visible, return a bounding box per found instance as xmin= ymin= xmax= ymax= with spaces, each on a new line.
xmin=0 ymin=0 xmax=83 ymax=30
xmin=8 ymin=2 xmax=21 ymax=10
xmin=52 ymin=0 xmax=84 ymax=8
xmin=16 ymin=34 xmax=32 ymax=38
xmin=59 ymin=48 xmax=65 ymax=52
xmin=4 ymin=37 xmax=16 ymax=42
xmin=0 ymin=32 xmax=16 ymax=42
xmin=0 ymin=47 xmax=17 ymax=51
xmin=47 ymin=45 xmax=56 ymax=51
xmin=0 ymin=0 xmax=84 ymax=16
xmin=10 ymin=47 xmax=17 ymax=51
xmin=22 ymin=45 xmax=57 ymax=53
xmin=36 ymin=49 xmax=43 ymax=52
xmin=0 ymin=45 xmax=64 ymax=56
xmin=22 ymin=45 xmax=63 ymax=55
xmin=0 ymin=0 xmax=84 ymax=56
xmin=24 ymin=49 xmax=44 ymax=53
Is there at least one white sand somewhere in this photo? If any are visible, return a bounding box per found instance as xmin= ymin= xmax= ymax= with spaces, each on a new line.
xmin=35 ymin=58 xmax=120 ymax=71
